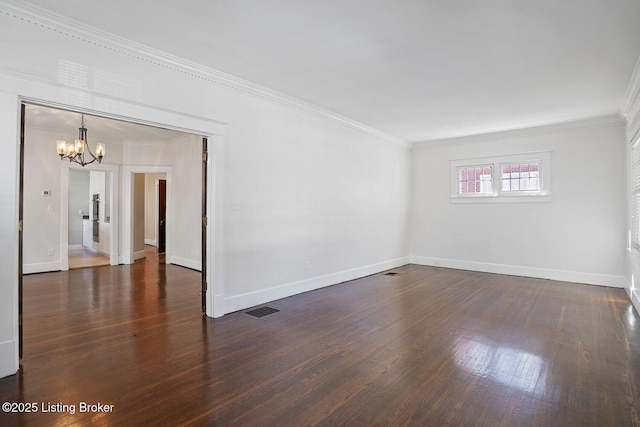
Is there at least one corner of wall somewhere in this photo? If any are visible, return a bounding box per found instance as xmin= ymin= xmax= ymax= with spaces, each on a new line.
xmin=0 ymin=340 xmax=18 ymax=378
xmin=224 ymin=256 xmax=410 ymax=314
xmin=622 ymin=54 xmax=640 ymax=140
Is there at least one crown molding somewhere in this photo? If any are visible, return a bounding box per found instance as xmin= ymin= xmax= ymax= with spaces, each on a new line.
xmin=0 ymin=0 xmax=408 ymax=148
xmin=411 ymin=113 xmax=625 ymax=148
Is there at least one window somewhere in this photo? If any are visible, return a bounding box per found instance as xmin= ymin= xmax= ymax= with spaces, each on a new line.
xmin=451 ymin=152 xmax=551 ymax=203
xmin=458 ymin=165 xmax=493 ymax=195
xmin=500 ymin=163 xmax=540 ymax=193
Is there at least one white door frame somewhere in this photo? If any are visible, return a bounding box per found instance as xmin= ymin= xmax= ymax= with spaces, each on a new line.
xmin=60 ymin=162 xmax=120 ymax=270
xmin=18 ymin=94 xmax=226 ymax=320
xmin=121 ymin=166 xmax=172 ymax=265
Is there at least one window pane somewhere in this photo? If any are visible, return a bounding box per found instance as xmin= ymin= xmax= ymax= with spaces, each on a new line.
xmin=457 ymin=165 xmax=492 ymax=195
xmin=499 ymin=161 xmax=541 ymax=193
xmin=511 ymin=164 xmax=520 ymax=178
xmin=530 ymin=177 xmax=540 ymax=190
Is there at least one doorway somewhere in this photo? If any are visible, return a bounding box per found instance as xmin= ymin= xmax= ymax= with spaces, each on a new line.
xmin=67 ymin=169 xmax=111 ymax=269
xmin=132 ymin=173 xmax=167 ymax=261
xmin=158 ymin=179 xmax=167 ymax=254
xmin=19 ymin=102 xmax=215 ymax=361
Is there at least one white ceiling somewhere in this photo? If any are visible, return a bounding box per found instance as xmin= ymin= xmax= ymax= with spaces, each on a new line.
xmin=24 ymin=104 xmax=188 ymax=143
xmin=16 ymin=0 xmax=640 ymax=142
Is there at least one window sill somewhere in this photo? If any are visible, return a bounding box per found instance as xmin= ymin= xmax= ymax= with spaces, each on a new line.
xmin=451 ymin=195 xmax=552 ymax=204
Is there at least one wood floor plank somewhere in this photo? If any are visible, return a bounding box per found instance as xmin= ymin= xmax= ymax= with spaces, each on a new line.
xmin=0 ymin=261 xmax=639 ymax=426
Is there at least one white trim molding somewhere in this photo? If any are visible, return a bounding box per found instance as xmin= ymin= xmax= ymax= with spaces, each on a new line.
xmin=121 ymin=165 xmax=172 ymax=265
xmin=22 ymin=261 xmax=61 ymax=275
xmin=171 ymin=256 xmax=201 ymax=272
xmin=59 ymin=162 xmax=120 ymax=271
xmin=0 ymin=340 xmax=17 ymax=378
xmin=224 ymin=257 xmax=410 ymax=314
xmin=411 ymin=256 xmax=627 ymax=288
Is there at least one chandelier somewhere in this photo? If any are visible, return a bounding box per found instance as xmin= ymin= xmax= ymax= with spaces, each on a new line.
xmin=56 ymin=115 xmax=105 ymax=167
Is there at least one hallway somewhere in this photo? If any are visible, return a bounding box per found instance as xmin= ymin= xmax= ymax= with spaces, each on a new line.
xmin=67 ymin=246 xmax=110 ymax=269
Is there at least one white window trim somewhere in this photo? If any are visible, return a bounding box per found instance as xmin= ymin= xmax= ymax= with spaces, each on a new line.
xmin=450 ymin=151 xmax=551 ymax=203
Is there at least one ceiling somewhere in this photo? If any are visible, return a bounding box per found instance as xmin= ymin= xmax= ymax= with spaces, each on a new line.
xmin=24 ymin=104 xmax=188 ymax=143
xmin=16 ymin=0 xmax=640 ymax=142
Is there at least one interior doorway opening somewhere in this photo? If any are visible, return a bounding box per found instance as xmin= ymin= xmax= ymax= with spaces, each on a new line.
xmin=132 ymin=173 xmax=167 ymax=262
xmin=19 ymin=101 xmax=212 ymax=360
xmin=67 ymin=168 xmax=112 ymax=270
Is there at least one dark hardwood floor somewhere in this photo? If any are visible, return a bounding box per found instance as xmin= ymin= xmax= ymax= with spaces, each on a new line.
xmin=1 ymin=257 xmax=639 ymax=426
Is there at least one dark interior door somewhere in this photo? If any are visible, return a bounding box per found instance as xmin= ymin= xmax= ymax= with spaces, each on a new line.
xmin=158 ymin=179 xmax=167 ymax=253
xmin=19 ymin=103 xmax=25 ymax=359
xmin=202 ymin=137 xmax=208 ymax=313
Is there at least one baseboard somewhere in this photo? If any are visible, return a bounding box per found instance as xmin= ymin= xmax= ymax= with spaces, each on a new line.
xmin=144 ymin=239 xmax=157 ymax=247
xmin=224 ymin=256 xmax=411 ymax=314
xmin=68 ymin=244 xmax=84 ymax=250
xmin=212 ymin=293 xmax=225 ymax=318
xmin=23 ymin=261 xmax=61 ymax=274
xmin=0 ymin=340 xmax=18 ymax=379
xmin=170 ymin=256 xmax=201 ymax=271
xmin=410 ymin=256 xmax=627 ymax=288
xmin=630 ymin=288 xmax=640 ymax=316
xmin=133 ymin=250 xmax=146 ymax=261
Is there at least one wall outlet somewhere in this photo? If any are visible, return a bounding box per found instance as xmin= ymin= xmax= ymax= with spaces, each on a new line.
xmin=48 ymin=248 xmax=55 ymax=256
xmin=304 ymin=260 xmax=311 ymax=271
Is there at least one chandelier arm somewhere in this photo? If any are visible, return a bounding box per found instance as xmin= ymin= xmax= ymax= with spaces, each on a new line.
xmin=57 ymin=115 xmax=104 ymax=167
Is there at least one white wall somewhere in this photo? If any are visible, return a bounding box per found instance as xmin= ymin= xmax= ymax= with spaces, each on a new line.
xmin=170 ymin=135 xmax=201 ymax=270
xmin=222 ymin=108 xmax=410 ymax=311
xmin=68 ymin=169 xmax=89 ymax=245
xmin=0 ymin=92 xmax=19 ymax=378
xmin=133 ymin=173 xmax=145 ymax=258
xmin=0 ymin=4 xmax=411 ymax=377
xmin=411 ymin=117 xmax=627 ymax=287
xmin=22 ymin=127 xmax=63 ymax=272
xmin=21 ymin=126 xmax=122 ymax=273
